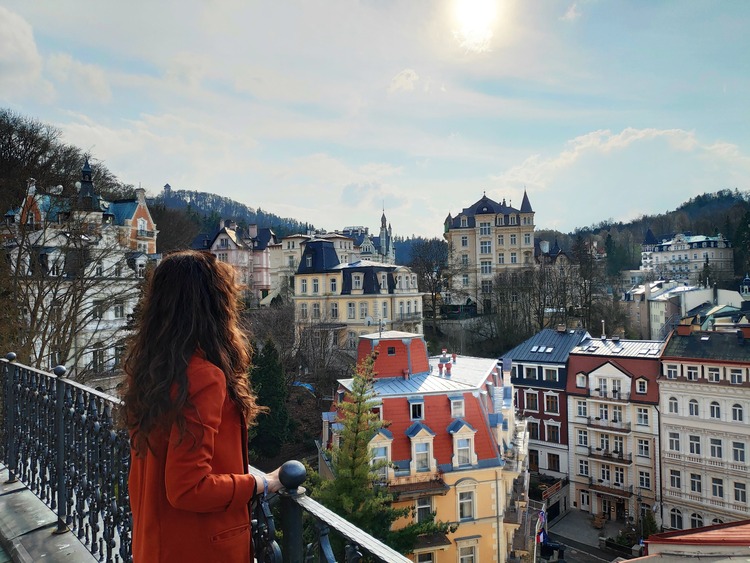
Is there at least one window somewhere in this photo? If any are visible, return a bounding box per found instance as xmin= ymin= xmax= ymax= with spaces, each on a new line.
xmin=731 ymin=369 xmax=744 ymax=385
xmin=689 ymin=435 xmax=701 ymax=455
xmin=411 ymin=402 xmax=424 ymax=420
xmin=300 ymin=303 xmax=308 ymax=319
xmin=416 ymin=497 xmax=432 ymax=523
xmin=458 ymin=491 xmax=474 ymax=521
xmin=639 ymin=471 xmax=651 ymax=490
xmin=547 ymin=425 xmax=560 ymax=443
xmin=359 ymin=302 xmax=368 ymax=319
xmin=382 ymin=302 xmax=387 ymax=318
xmin=735 ymin=482 xmax=747 ymax=503
xmin=669 ymin=432 xmax=680 ymax=451
xmin=614 ymin=466 xmax=624 ymax=485
xmin=577 ymin=400 xmax=587 ymax=417
xmin=462 ymin=274 xmax=469 ymax=286
xmin=510 ymin=234 xmax=517 ymax=245
xmin=480 ymin=241 xmax=491 ymax=254
xmin=670 ymin=508 xmax=683 ymax=529
xmin=353 ymin=275 xmax=362 ymax=290
xmin=666 ymin=365 xmax=678 ymax=379
xmin=371 ymin=446 xmax=388 ymax=482
xmin=636 ymin=407 xmax=649 ymax=426
xmin=690 ymin=514 xmax=703 ymax=529
xmin=331 ymin=278 xmax=337 ymax=293
xmin=528 ymin=422 xmax=539 ymax=440
xmin=689 ymin=399 xmax=699 ymax=416
xmin=347 ymin=302 xmax=355 ymax=319
xmin=415 ymin=442 xmax=430 ymax=471
xmin=510 ymin=252 xmax=517 ymax=264
xmin=113 ymin=300 xmax=125 ymax=319
xmin=668 ymin=397 xmax=678 ymax=414
xmin=92 ymin=344 xmax=104 ymax=373
xmin=578 ymin=430 xmax=588 ymax=447
xmin=456 ymin=438 xmax=471 ymax=466
xmin=710 ymin=438 xmax=723 ymax=459
xmin=579 ymin=459 xmax=589 ymax=476
xmin=687 ymin=366 xmax=698 ymax=381
xmin=733 ymin=404 xmax=744 ymax=422
xmin=637 ymin=439 xmax=650 ymax=458
xmin=545 ymin=395 xmax=559 ymax=414
xmin=525 ymin=392 xmax=538 ymax=411
xmin=312 ymin=303 xmax=321 ymax=319
xmin=544 ymin=368 xmax=558 ymax=382
xmin=114 ymin=261 xmax=123 ymax=277
xmin=670 ymin=469 xmax=681 ymax=488
xmin=461 ymin=235 xmax=468 ymax=247
xmin=734 ymin=442 xmax=746 ymax=463
xmin=600 ymin=434 xmax=610 ymax=451
xmin=331 ymin=302 xmax=338 ymax=318
xmin=497 ymin=234 xmax=504 ymax=245
xmin=708 ymin=367 xmax=721 ymax=382
xmin=712 ymin=477 xmax=724 ymax=498
xmin=498 ymin=253 xmax=505 ymax=264
xmin=524 ymin=233 xmax=531 ymax=245
xmin=576 ymin=374 xmax=586 ymax=388
xmin=710 ymin=401 xmax=721 ymax=419
xmin=417 ymin=554 xmax=434 ymax=563
xmin=601 ymin=465 xmax=610 ymax=481
xmin=458 ymin=545 xmax=475 ymax=563
xmin=347 ymin=331 xmax=356 ymax=349
xmin=480 ymin=261 xmax=492 ymax=274
xmin=451 ymin=399 xmax=465 ymax=418
xmin=312 ymin=279 xmax=319 ymax=293
xmin=690 ymin=473 xmax=702 ymax=493
xmin=479 ymin=222 xmax=491 ymax=235
xmin=95 ymin=261 xmax=103 ymax=276
xmin=637 ymin=380 xmax=647 ymax=394
xmin=525 ymin=367 xmax=537 ymax=380
xmin=300 ymin=279 xmax=308 ymax=293
xmin=548 ymin=453 xmax=560 ymax=471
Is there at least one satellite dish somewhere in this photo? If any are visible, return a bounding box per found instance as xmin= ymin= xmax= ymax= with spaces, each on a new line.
xmin=365 ymin=316 xmax=373 ymax=326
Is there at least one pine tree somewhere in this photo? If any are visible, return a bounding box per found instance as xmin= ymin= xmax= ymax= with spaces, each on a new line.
xmin=249 ymin=340 xmax=292 ymax=458
xmin=314 ymin=352 xmax=454 ymax=555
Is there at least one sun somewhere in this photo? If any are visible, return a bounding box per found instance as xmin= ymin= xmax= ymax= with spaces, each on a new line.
xmin=452 ymin=0 xmax=499 ymax=53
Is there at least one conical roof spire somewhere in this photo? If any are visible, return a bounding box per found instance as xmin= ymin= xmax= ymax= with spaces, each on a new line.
xmin=520 ymin=189 xmax=533 ymax=213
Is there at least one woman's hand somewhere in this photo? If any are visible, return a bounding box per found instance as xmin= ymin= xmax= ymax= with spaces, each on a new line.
xmin=256 ymin=467 xmax=283 ymax=496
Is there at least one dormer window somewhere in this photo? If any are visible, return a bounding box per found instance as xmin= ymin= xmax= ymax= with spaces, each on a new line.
xmin=409 ymin=398 xmax=424 ymax=420
xmin=353 ymin=275 xmax=362 ymax=290
xmin=576 ymin=373 xmax=586 ymax=388
xmin=220 ymin=237 xmax=228 ymax=248
xmin=306 ymin=255 xmax=312 ymax=267
xmin=637 ymin=379 xmax=648 ymax=394
xmin=450 ymin=397 xmax=465 ymax=418
xmin=460 ymin=217 xmax=467 ymax=227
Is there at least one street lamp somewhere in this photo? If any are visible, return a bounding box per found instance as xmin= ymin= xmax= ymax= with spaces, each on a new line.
xmin=636 ymin=491 xmax=644 ymax=544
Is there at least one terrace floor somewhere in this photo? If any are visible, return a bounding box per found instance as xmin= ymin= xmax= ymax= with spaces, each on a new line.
xmin=0 ymin=464 xmax=96 ymax=563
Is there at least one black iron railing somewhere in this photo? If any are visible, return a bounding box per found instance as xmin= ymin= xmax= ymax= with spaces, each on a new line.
xmin=1 ymin=354 xmax=410 ymax=563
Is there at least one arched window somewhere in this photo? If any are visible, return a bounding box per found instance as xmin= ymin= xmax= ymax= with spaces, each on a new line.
xmin=690 ymin=513 xmax=703 ymax=528
xmin=733 ymin=404 xmax=744 ymax=422
xmin=689 ymin=399 xmax=699 ymax=416
xmin=668 ymin=397 xmax=678 ymax=414
xmin=710 ymin=401 xmax=721 ymax=419
xmin=670 ymin=508 xmax=683 ymax=529
xmin=712 ymin=518 xmax=723 ymax=525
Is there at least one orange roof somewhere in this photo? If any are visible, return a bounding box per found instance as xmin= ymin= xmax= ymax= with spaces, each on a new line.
xmin=647 ymin=519 xmax=750 ymax=546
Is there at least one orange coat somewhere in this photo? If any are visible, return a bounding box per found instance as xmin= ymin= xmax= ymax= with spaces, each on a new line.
xmin=129 ymin=355 xmax=257 ymax=563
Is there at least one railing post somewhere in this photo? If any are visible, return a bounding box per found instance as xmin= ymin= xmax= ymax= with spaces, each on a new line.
xmin=278 ymin=460 xmax=307 ymax=563
xmin=4 ymin=353 xmax=18 ymax=483
xmin=53 ymin=365 xmax=69 ymax=534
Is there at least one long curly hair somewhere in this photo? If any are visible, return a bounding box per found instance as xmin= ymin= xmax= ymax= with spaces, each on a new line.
xmin=123 ymin=250 xmax=261 ymax=456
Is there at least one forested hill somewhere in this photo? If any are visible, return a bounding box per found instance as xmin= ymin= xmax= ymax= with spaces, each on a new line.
xmin=151 ymin=187 xmax=315 ymax=238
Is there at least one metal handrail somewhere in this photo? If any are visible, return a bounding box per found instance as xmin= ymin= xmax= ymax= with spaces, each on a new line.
xmin=1 ymin=354 xmax=409 ymax=563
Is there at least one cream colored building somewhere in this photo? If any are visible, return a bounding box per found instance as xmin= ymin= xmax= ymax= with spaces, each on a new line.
xmin=443 ymin=192 xmax=536 ymax=314
xmin=641 ymin=230 xmax=734 ymax=284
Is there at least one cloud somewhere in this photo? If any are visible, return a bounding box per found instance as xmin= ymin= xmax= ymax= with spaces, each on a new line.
xmin=0 ymin=7 xmax=53 ymax=102
xmin=388 ymin=69 xmax=420 ymax=93
xmin=560 ymin=3 xmax=581 ymax=22
xmin=46 ymin=53 xmax=112 ymax=103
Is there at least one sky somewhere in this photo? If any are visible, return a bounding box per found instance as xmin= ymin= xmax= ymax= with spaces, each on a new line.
xmin=1 ymin=1 xmax=749 ymax=239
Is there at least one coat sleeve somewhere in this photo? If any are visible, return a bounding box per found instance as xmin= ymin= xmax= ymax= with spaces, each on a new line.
xmin=164 ymin=362 xmax=256 ymax=513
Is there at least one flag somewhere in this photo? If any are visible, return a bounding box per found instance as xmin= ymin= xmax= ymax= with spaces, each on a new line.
xmin=536 ymin=528 xmax=548 ymax=544
xmin=537 ymin=509 xmax=546 ymax=528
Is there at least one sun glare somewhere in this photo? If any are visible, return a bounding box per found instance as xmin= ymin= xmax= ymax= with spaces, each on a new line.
xmin=452 ymin=0 xmax=499 ymax=53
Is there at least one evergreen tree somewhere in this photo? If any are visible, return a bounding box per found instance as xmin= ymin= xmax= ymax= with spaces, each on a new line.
xmin=314 ymin=352 xmax=454 ymax=555
xmin=249 ymin=340 xmax=292 ymax=458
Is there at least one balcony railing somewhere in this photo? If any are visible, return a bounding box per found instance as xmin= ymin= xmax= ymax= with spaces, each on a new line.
xmin=589 ymin=388 xmax=630 ymax=402
xmin=136 ymin=229 xmax=155 ymax=239
xmin=588 ymin=477 xmax=633 ymax=498
xmin=586 ymin=416 xmax=632 ymax=433
xmin=1 ymin=354 xmax=410 ymax=563
xmin=587 ymin=446 xmax=633 ymax=464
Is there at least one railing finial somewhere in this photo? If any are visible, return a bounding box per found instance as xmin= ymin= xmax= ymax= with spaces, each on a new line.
xmin=53 ymin=365 xmax=67 ymax=377
xmin=279 ymin=460 xmax=306 ymax=493
xmin=5 ymin=352 xmax=16 ymax=362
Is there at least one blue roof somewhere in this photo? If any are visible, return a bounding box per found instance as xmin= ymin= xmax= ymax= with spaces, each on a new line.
xmin=447 ymin=419 xmax=476 ymax=434
xmin=504 ymin=327 xmax=589 ymax=365
xmin=377 ymin=428 xmax=393 ymax=439
xmin=297 ymin=240 xmax=340 ymax=274
xmin=108 ymin=201 xmax=138 ymax=226
xmin=405 ymin=421 xmax=435 ymax=438
xmin=447 ymin=195 xmax=523 ymax=229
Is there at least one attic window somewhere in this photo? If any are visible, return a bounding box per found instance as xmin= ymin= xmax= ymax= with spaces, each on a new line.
xmin=530 ymin=346 xmax=539 ymax=352
xmin=545 ymin=347 xmax=553 ymax=353
xmin=387 ymin=346 xmax=396 ymax=356
xmin=306 ymin=256 xmax=312 ymax=267
xmin=701 ymin=336 xmax=710 ymax=341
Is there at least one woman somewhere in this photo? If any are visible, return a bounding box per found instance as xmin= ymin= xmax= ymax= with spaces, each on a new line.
xmin=123 ymin=250 xmax=282 ymax=562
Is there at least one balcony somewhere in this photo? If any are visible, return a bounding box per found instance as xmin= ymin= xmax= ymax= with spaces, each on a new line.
xmin=0 ymin=355 xmax=410 ymax=563
xmin=135 ymin=229 xmax=155 ymax=239
xmin=586 ymin=416 xmax=632 ymax=433
xmin=589 ymin=388 xmax=630 ymax=402
xmin=391 ymin=312 xmax=423 ymax=323
xmin=588 ymin=477 xmax=633 ymax=498
xmin=386 ymin=471 xmax=450 ymax=501
xmin=587 ymin=446 xmax=633 ymax=464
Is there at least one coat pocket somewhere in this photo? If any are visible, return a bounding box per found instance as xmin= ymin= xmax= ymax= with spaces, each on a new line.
xmin=211 ymin=523 xmax=250 ymax=544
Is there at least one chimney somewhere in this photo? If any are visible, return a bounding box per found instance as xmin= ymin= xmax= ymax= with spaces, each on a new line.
xmin=452 ymin=352 xmax=457 ymax=364
xmin=403 ymin=368 xmax=410 ymax=380
xmin=676 ymin=324 xmax=692 ymax=336
xmin=438 ymin=363 xmax=444 ymax=376
xmin=135 ymin=187 xmax=146 ymax=204
xmin=445 ymin=362 xmax=452 ymax=377
xmin=556 ymin=324 xmax=566 ymax=333
xmin=601 ymin=319 xmax=606 ymax=340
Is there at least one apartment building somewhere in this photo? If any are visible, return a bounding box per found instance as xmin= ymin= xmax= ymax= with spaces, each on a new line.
xmin=321 ymin=331 xmax=530 ymax=563
xmin=641 ymin=230 xmax=734 ymax=284
xmin=443 ymin=192 xmax=535 ymax=314
xmin=506 ymin=327 xmax=589 ymax=486
xmin=293 ymin=240 xmax=423 ymax=351
xmin=566 ymin=336 xmax=663 ymax=528
xmin=659 ymin=324 xmax=750 ymax=529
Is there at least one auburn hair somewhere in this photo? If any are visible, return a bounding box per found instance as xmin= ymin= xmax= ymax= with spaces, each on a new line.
xmin=122 ymin=250 xmax=261 ymax=456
